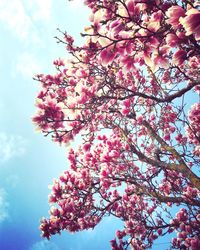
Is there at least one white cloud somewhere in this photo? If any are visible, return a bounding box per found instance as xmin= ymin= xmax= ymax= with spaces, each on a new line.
xmin=23 ymin=0 xmax=52 ymax=22
xmin=29 ymin=240 xmax=60 ymax=250
xmin=0 ymin=0 xmax=35 ymax=41
xmin=0 ymin=133 xmax=27 ymax=163
xmin=0 ymin=188 xmax=9 ymax=223
xmin=0 ymin=0 xmax=52 ymax=43
xmin=15 ymin=52 xmax=43 ymax=78
xmin=67 ymin=0 xmax=85 ymax=9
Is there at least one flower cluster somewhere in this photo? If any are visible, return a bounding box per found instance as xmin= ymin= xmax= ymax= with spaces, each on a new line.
xmin=33 ymin=0 xmax=200 ymax=249
xmin=186 ymin=103 xmax=200 ymax=156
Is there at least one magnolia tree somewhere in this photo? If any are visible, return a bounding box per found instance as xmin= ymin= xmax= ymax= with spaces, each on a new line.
xmin=33 ymin=0 xmax=200 ymax=249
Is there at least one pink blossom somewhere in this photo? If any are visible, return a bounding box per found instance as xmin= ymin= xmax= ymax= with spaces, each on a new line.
xmin=163 ymin=134 xmax=170 ymax=141
xmin=136 ymin=115 xmax=144 ymax=124
xmin=154 ymin=55 xmax=169 ymax=69
xmin=34 ymin=1 xmax=200 ymax=248
xmin=191 ymin=238 xmax=200 ymax=249
xmin=166 ymin=33 xmax=180 ymax=47
xmin=53 ymin=58 xmax=65 ymax=67
xmin=148 ymin=10 xmax=163 ymax=32
xmin=100 ymin=49 xmax=116 ymax=66
xmin=123 ymin=99 xmax=131 ymax=108
xmin=116 ymin=230 xmax=125 ymax=239
xmin=180 ymin=8 xmax=200 ymax=41
xmin=194 ymin=145 xmax=200 ymax=156
xmin=166 ymin=6 xmax=185 ymax=28
xmin=110 ymin=20 xmax=124 ymax=37
xmin=126 ymin=0 xmax=135 ymax=16
xmin=121 ymin=56 xmax=134 ymax=71
xmin=122 ymin=108 xmax=130 ymax=115
xmin=83 ymin=143 xmax=91 ymax=151
xmin=172 ymin=49 xmax=187 ymax=65
xmin=186 ymin=102 xmax=200 ymax=146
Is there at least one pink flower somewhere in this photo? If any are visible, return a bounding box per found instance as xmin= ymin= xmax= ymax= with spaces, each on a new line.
xmin=53 ymin=58 xmax=65 ymax=67
xmin=172 ymin=49 xmax=187 ymax=65
xmin=136 ymin=115 xmax=144 ymax=124
xmin=127 ymin=0 xmax=135 ymax=16
xmin=166 ymin=6 xmax=185 ymax=28
xmin=154 ymin=55 xmax=169 ymax=69
xmin=123 ymin=99 xmax=131 ymax=108
xmin=83 ymin=143 xmax=91 ymax=151
xmin=163 ymin=134 xmax=170 ymax=141
xmin=121 ymin=56 xmax=134 ymax=71
xmin=100 ymin=48 xmax=116 ymax=66
xmin=194 ymin=145 xmax=200 ymax=156
xmin=166 ymin=33 xmax=180 ymax=47
xmin=191 ymin=238 xmax=200 ymax=249
xmin=101 ymin=169 xmax=108 ymax=178
xmin=110 ymin=20 xmax=124 ymax=37
xmin=122 ymin=108 xmax=130 ymax=115
xmin=116 ymin=230 xmax=125 ymax=239
xmin=179 ymin=8 xmax=200 ymax=41
xmin=148 ymin=10 xmax=163 ymax=32
xmin=186 ymin=102 xmax=200 ymax=145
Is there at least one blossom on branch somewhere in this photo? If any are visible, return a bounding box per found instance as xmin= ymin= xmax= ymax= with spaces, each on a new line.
xmin=33 ymin=0 xmax=200 ymax=249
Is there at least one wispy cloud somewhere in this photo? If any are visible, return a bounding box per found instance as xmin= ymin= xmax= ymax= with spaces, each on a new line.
xmin=0 ymin=0 xmax=35 ymax=41
xmin=0 ymin=133 xmax=27 ymax=163
xmin=24 ymin=0 xmax=52 ymax=22
xmin=0 ymin=188 xmax=9 ymax=223
xmin=15 ymin=52 xmax=43 ymax=79
xmin=0 ymin=0 xmax=52 ymax=43
xmin=29 ymin=240 xmax=60 ymax=250
xmin=67 ymin=0 xmax=85 ymax=9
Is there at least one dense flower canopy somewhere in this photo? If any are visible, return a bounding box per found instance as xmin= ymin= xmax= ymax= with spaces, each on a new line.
xmin=33 ymin=0 xmax=200 ymax=249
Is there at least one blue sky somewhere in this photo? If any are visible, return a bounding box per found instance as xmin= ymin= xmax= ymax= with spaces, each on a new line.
xmin=0 ymin=1 xmax=194 ymax=249
xmin=0 ymin=1 xmax=123 ymax=249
